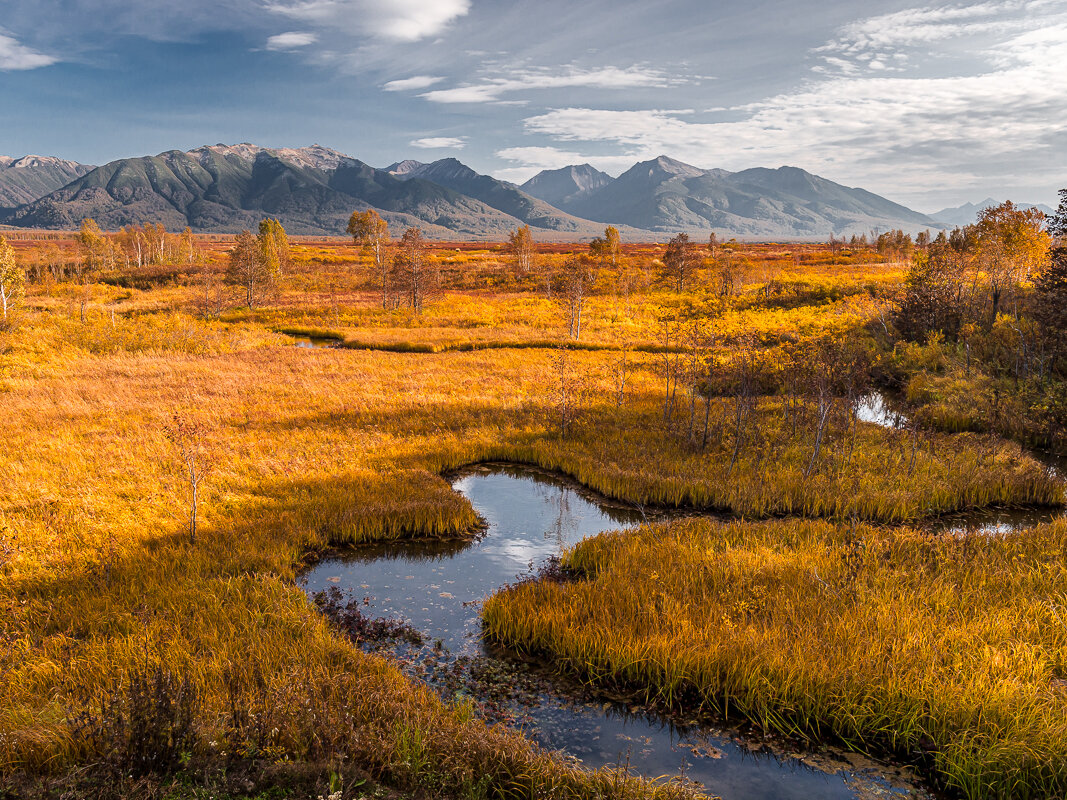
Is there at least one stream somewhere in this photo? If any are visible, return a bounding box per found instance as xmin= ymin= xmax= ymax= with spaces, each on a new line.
xmin=290 ymin=335 xmax=339 ymax=348
xmin=302 ymin=464 xmax=931 ymax=799
xmin=857 ymin=393 xmax=1066 ymax=536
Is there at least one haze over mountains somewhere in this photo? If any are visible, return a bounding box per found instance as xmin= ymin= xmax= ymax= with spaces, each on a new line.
xmin=0 ymin=143 xmax=1015 ymax=240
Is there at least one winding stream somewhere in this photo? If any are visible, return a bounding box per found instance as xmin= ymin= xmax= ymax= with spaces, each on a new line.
xmin=302 ymin=464 xmax=930 ymax=799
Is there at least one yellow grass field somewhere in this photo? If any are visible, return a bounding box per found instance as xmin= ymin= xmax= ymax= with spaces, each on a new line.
xmin=0 ymin=233 xmax=1061 ymax=798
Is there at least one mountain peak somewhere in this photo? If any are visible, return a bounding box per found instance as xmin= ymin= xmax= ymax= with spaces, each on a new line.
xmin=421 ymin=158 xmax=478 ymax=178
xmin=647 ymin=155 xmax=705 ymax=177
xmin=520 ymin=163 xmax=614 ymax=208
xmin=932 ymin=197 xmax=1054 ymax=226
xmin=0 ymin=154 xmax=95 ymax=208
xmin=1 ymin=154 xmax=87 ymax=171
xmin=617 ymin=155 xmax=706 ymax=182
xmin=188 ymin=143 xmax=355 ymax=171
xmin=388 ymin=157 xmax=480 ymax=183
xmin=386 ymin=159 xmax=426 ymax=175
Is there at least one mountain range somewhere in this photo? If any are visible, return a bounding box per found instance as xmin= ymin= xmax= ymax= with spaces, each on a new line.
xmin=0 ymin=143 xmax=1019 ymax=240
xmin=929 ymin=198 xmax=1056 ymax=228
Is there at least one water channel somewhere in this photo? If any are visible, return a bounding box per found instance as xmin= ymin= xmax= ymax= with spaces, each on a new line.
xmin=857 ymin=393 xmax=1066 ymax=536
xmin=290 ymin=335 xmax=340 ymax=348
xmin=302 ymin=464 xmax=932 ymax=800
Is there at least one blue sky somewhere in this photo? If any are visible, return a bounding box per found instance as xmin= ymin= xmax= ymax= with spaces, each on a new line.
xmin=0 ymin=0 xmax=1064 ymax=211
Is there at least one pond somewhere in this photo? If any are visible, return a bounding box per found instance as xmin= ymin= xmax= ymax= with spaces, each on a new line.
xmin=302 ymin=464 xmax=929 ymax=800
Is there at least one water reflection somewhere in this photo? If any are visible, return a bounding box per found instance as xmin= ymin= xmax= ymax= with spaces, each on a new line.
xmin=858 ymin=392 xmax=1065 ymax=536
xmin=856 ymin=393 xmax=907 ymax=430
xmin=291 ymin=335 xmax=338 ymax=349
xmin=302 ymin=464 xmax=928 ymax=800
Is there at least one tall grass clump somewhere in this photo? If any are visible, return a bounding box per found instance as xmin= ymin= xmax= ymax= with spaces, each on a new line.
xmin=484 ymin=517 xmax=1067 ymax=798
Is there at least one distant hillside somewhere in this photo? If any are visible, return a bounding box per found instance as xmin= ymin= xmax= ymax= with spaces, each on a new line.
xmin=3 ymin=145 xmax=543 ymax=238
xmin=932 ymin=198 xmax=1056 ymax=228
xmin=556 ymin=156 xmax=941 ymax=237
xmin=1 ymin=143 xmax=949 ymax=240
xmin=0 ymin=155 xmax=94 ymax=208
xmin=520 ymin=164 xmax=613 ymax=209
xmin=388 ymin=158 xmax=607 ymax=235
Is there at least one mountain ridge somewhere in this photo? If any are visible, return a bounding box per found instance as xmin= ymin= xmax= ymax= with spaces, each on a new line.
xmin=931 ymin=198 xmax=1056 ymax=228
xmin=520 ymin=164 xmax=615 ymax=209
xmin=3 ymin=146 xmax=541 ymax=238
xmin=387 ymin=157 xmax=611 ymax=235
xmin=0 ymin=155 xmax=95 ymax=209
xmin=1 ymin=144 xmax=949 ymax=240
xmin=551 ymin=156 xmax=940 ymax=237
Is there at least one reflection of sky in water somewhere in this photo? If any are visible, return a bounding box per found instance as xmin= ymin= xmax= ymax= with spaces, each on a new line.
xmin=858 ymin=393 xmax=1066 ymax=534
xmin=302 ymin=465 xmax=926 ymax=800
xmin=856 ymin=393 xmax=906 ymax=429
xmin=303 ymin=467 xmax=640 ymax=654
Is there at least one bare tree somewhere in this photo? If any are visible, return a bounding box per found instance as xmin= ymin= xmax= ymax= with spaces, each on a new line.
xmin=552 ymin=346 xmax=581 ymax=438
xmin=658 ymin=314 xmax=682 ymax=424
xmin=393 ymin=227 xmax=435 ymax=313
xmin=196 ymin=263 xmax=228 ymax=319
xmin=613 ymin=344 xmax=631 ymax=410
xmin=726 ymin=342 xmax=757 ymax=476
xmin=163 ymin=411 xmax=213 ymax=544
xmin=561 ymin=254 xmax=595 ymax=340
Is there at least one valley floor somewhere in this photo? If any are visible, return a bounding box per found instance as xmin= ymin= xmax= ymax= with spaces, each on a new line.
xmin=1 ymin=237 xmax=1064 ymax=798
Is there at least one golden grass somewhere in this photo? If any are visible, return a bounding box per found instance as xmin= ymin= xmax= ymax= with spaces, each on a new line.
xmin=0 ymin=237 xmax=1059 ymax=796
xmin=484 ymin=517 xmax=1067 ymax=799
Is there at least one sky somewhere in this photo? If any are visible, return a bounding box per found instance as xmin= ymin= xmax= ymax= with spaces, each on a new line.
xmin=0 ymin=0 xmax=1065 ymax=211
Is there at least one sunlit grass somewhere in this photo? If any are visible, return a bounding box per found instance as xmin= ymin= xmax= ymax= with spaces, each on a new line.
xmin=485 ymin=517 xmax=1067 ymax=799
xmin=0 ymin=236 xmax=1059 ymax=796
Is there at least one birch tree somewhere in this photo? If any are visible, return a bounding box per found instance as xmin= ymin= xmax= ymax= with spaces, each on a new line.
xmin=664 ymin=233 xmax=696 ymax=292
xmin=163 ymin=411 xmax=213 ymax=545
xmin=394 ymin=227 xmax=434 ymax=313
xmin=226 ymin=230 xmax=274 ymax=309
xmin=507 ymin=224 xmax=535 ymax=275
xmin=348 ymin=209 xmax=392 ymax=308
xmin=0 ymin=236 xmax=24 ymax=325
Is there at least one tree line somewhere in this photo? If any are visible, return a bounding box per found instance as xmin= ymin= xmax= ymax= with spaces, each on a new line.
xmin=895 ymin=198 xmax=1065 ymax=382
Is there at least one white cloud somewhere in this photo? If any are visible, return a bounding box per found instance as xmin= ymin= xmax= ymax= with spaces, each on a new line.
xmin=506 ymin=6 xmax=1067 ymax=204
xmin=814 ymin=0 xmax=1060 ymax=74
xmin=495 ymin=146 xmax=587 ymax=169
xmin=420 ymin=65 xmax=678 ymax=104
xmin=410 ymin=137 xmax=467 ymax=149
xmin=0 ymin=30 xmax=57 ymax=70
xmin=383 ymin=74 xmax=444 ymax=91
xmin=265 ymin=31 xmax=317 ymax=50
xmin=266 ymin=0 xmax=470 ymax=42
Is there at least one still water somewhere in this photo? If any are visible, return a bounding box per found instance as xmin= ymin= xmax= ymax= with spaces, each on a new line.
xmin=857 ymin=393 xmax=1066 ymax=536
xmin=302 ymin=464 xmax=928 ymax=800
